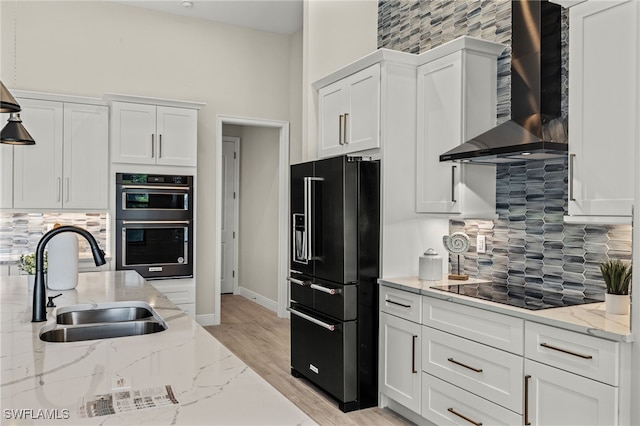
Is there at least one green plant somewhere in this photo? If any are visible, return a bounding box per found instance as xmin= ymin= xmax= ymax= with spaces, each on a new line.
xmin=19 ymin=252 xmax=47 ymax=275
xmin=599 ymin=259 xmax=632 ymax=295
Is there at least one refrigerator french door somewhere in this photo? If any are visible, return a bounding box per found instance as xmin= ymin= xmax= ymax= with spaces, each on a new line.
xmin=289 ymin=155 xmax=380 ymax=413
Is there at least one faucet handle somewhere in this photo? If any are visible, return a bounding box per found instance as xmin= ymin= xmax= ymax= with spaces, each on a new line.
xmin=46 ymin=293 xmax=63 ymax=308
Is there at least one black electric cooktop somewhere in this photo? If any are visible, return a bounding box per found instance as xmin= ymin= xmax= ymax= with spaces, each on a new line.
xmin=431 ymin=282 xmax=604 ymax=311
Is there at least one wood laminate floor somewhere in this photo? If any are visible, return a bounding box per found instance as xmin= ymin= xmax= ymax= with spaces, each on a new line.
xmin=204 ymin=295 xmax=413 ymax=426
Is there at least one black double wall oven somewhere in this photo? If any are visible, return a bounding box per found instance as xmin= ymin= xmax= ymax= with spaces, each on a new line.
xmin=289 ymin=156 xmax=380 ymax=413
xmin=115 ymin=173 xmax=193 ymax=280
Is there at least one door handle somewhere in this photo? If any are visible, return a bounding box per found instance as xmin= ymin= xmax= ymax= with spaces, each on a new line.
xmin=447 ymin=357 xmax=483 ymax=373
xmin=303 ymin=176 xmax=323 ymax=261
xmin=411 ymin=335 xmax=418 ymax=374
xmin=343 ymin=113 xmax=349 ymax=144
xmin=569 ymin=153 xmax=576 ymax=201
xmin=287 ymin=276 xmax=309 ymax=286
xmin=57 ymin=177 xmax=61 ymax=203
xmin=159 ymin=134 xmax=162 ymax=158
xmin=447 ymin=408 xmax=483 ymax=426
xmin=287 ymin=307 xmax=336 ymax=331
xmin=338 ymin=115 xmax=344 ymax=145
xmin=65 ymin=178 xmax=70 ymax=203
xmin=524 ymin=374 xmax=532 ymax=425
xmin=310 ymin=283 xmax=340 ymax=295
xmin=151 ymin=134 xmax=155 ymax=158
xmin=451 ymin=165 xmax=457 ymax=202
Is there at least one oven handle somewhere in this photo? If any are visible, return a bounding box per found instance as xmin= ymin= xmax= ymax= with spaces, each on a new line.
xmin=121 ymin=220 xmax=190 ymax=225
xmin=120 ymin=185 xmax=190 ymax=192
xmin=310 ymin=283 xmax=340 ymax=295
xmin=287 ymin=307 xmax=336 ymax=331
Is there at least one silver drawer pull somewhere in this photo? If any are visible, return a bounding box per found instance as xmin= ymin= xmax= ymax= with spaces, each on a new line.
xmin=448 ymin=408 xmax=482 ymax=426
xmin=448 ymin=357 xmax=483 ymax=373
xmin=287 ymin=276 xmax=308 ymax=286
xmin=540 ymin=342 xmax=593 ymax=359
xmin=386 ymin=298 xmax=411 ymax=308
xmin=310 ymin=283 xmax=339 ymax=295
xmin=287 ymin=307 xmax=335 ymax=331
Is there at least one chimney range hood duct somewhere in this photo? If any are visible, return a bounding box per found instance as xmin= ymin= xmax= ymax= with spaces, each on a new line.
xmin=440 ymin=0 xmax=567 ymax=164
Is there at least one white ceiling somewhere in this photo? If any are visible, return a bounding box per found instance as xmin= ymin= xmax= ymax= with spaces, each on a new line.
xmin=114 ymin=0 xmax=303 ymax=35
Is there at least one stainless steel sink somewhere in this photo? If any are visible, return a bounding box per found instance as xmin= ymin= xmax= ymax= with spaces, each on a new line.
xmin=57 ymin=306 xmax=154 ymax=325
xmin=40 ymin=301 xmax=167 ymax=343
xmin=40 ymin=321 xmax=167 ymax=342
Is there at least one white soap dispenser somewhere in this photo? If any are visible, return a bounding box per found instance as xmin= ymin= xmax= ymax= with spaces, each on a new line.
xmin=46 ymin=223 xmax=79 ymax=290
xmin=419 ymin=248 xmax=442 ymax=281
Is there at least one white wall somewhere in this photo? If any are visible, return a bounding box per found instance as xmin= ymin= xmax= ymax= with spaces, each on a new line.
xmin=0 ymin=1 xmax=299 ymax=318
xmin=302 ymin=0 xmax=378 ymax=161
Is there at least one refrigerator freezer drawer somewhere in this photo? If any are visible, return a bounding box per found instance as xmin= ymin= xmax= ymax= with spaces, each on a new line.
xmin=288 ymin=274 xmax=358 ymax=321
xmin=290 ymin=306 xmax=357 ymax=404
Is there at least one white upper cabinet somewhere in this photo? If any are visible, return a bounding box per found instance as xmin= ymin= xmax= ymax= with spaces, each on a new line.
xmin=566 ymin=0 xmax=639 ymax=221
xmin=317 ymin=63 xmax=381 ymax=158
xmin=10 ymin=97 xmax=108 ymax=210
xmin=415 ymin=40 xmax=504 ymax=217
xmin=109 ymin=96 xmax=201 ymax=167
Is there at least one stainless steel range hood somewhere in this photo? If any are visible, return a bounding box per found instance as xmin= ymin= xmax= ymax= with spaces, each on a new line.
xmin=440 ymin=0 xmax=566 ymax=164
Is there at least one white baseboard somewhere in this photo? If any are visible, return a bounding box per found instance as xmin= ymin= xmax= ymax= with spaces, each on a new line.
xmin=238 ymin=286 xmax=277 ymax=313
xmin=196 ymin=313 xmax=218 ymax=326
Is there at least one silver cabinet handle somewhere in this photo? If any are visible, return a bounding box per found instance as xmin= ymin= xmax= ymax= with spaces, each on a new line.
xmin=287 ymin=307 xmax=335 ymax=331
xmin=151 ymin=134 xmax=155 ymax=158
xmin=386 ymin=298 xmax=411 ymax=309
xmin=343 ymin=112 xmax=349 ymax=144
xmin=412 ymin=335 xmax=418 ymax=373
xmin=65 ymin=177 xmax=70 ymax=203
xmin=159 ymin=134 xmax=162 ymax=158
xmin=338 ymin=115 xmax=344 ymax=145
xmin=448 ymin=357 xmax=483 ymax=373
xmin=569 ymin=153 xmax=576 ymax=201
xmin=287 ymin=276 xmax=308 ymax=286
xmin=448 ymin=408 xmax=483 ymax=426
xmin=524 ymin=374 xmax=532 ymax=425
xmin=57 ymin=177 xmax=61 ymax=202
xmin=540 ymin=342 xmax=593 ymax=359
xmin=310 ymin=283 xmax=340 ymax=295
xmin=451 ymin=165 xmax=457 ymax=202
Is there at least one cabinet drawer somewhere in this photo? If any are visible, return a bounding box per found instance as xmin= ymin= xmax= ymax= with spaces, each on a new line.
xmin=422 ymin=373 xmax=522 ymax=426
xmin=422 ymin=326 xmax=523 ymax=413
xmin=525 ymin=321 xmax=619 ymax=386
xmin=423 ymin=297 xmax=524 ymax=355
xmin=380 ymin=286 xmax=422 ymax=323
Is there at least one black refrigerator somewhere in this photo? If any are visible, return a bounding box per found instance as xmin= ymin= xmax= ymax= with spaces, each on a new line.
xmin=288 ymin=155 xmax=380 ymax=413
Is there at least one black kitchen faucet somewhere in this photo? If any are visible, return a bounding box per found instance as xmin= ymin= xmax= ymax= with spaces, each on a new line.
xmin=31 ymin=225 xmax=106 ymax=322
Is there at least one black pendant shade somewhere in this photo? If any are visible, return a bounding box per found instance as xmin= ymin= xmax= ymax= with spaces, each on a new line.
xmin=1 ymin=113 xmax=35 ymax=145
xmin=0 ymin=81 xmax=21 ymax=113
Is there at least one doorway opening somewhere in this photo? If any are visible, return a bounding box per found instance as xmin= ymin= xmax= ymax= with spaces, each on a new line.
xmin=215 ymin=116 xmax=289 ymax=325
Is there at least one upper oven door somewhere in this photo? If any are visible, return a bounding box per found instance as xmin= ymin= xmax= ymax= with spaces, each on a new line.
xmin=116 ymin=184 xmax=192 ymax=220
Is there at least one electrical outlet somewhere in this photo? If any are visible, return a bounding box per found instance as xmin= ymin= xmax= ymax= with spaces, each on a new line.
xmin=476 ymin=235 xmax=486 ymax=254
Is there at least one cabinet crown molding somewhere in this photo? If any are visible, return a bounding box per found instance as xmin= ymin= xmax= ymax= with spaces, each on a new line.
xmin=103 ymin=93 xmax=205 ymax=110
xmin=10 ymin=90 xmax=106 ymax=106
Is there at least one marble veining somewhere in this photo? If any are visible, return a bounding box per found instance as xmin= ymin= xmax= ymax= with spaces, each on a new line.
xmin=1 ymin=271 xmax=315 ymax=425
xmin=379 ymin=276 xmax=632 ymax=343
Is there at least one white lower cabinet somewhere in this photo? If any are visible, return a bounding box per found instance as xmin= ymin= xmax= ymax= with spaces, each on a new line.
xmin=422 ymin=374 xmax=522 ymax=426
xmin=150 ymin=279 xmax=196 ymax=319
xmin=524 ymin=359 xmax=617 ymax=426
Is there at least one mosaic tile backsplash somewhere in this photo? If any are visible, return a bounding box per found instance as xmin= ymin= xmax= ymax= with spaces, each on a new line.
xmin=0 ymin=212 xmax=109 ymax=259
xmin=378 ymin=1 xmax=632 ymax=296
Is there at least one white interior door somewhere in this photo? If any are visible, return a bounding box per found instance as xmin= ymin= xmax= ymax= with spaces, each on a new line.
xmin=221 ymin=137 xmax=239 ymax=294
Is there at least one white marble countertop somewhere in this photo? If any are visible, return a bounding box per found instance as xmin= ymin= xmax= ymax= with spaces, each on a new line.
xmin=379 ymin=276 xmax=632 ymax=343
xmin=0 ymin=271 xmax=315 ymax=425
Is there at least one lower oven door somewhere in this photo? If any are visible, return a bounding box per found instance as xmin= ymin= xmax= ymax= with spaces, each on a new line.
xmin=116 ymin=220 xmax=193 ymax=279
xmin=289 ymin=303 xmax=357 ymax=404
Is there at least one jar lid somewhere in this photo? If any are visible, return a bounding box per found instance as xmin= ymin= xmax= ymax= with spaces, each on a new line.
xmin=424 ymin=248 xmax=438 ymax=256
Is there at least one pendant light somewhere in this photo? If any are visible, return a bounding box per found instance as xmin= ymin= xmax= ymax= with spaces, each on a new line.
xmin=1 ymin=1 xmax=35 ymax=145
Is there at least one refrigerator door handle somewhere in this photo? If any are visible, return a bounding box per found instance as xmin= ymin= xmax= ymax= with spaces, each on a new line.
xmin=287 ymin=276 xmax=309 ymax=286
xmin=287 ymin=307 xmax=336 ymax=331
xmin=303 ymin=176 xmax=324 ymax=261
xmin=310 ymin=283 xmax=341 ymax=295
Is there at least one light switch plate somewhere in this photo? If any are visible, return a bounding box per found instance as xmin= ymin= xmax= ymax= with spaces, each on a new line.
xmin=477 ymin=235 xmax=486 ymax=254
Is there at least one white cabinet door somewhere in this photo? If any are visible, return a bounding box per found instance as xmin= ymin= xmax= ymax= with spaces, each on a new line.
xmin=524 ymin=359 xmax=618 ymax=426
xmin=318 ymin=80 xmax=347 ymax=158
xmin=156 ymin=106 xmax=197 ymax=167
xmin=63 ymin=103 xmax=109 ymax=209
xmin=111 ymin=101 xmax=156 ymax=165
xmin=13 ymin=98 xmax=64 ymax=209
xmin=380 ymin=312 xmax=421 ymax=414
xmin=568 ymin=0 xmax=639 ymax=218
xmin=317 ymin=64 xmax=380 ymax=158
xmin=344 ymin=64 xmax=380 ymax=153
xmin=416 ymin=50 xmax=498 ymax=217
